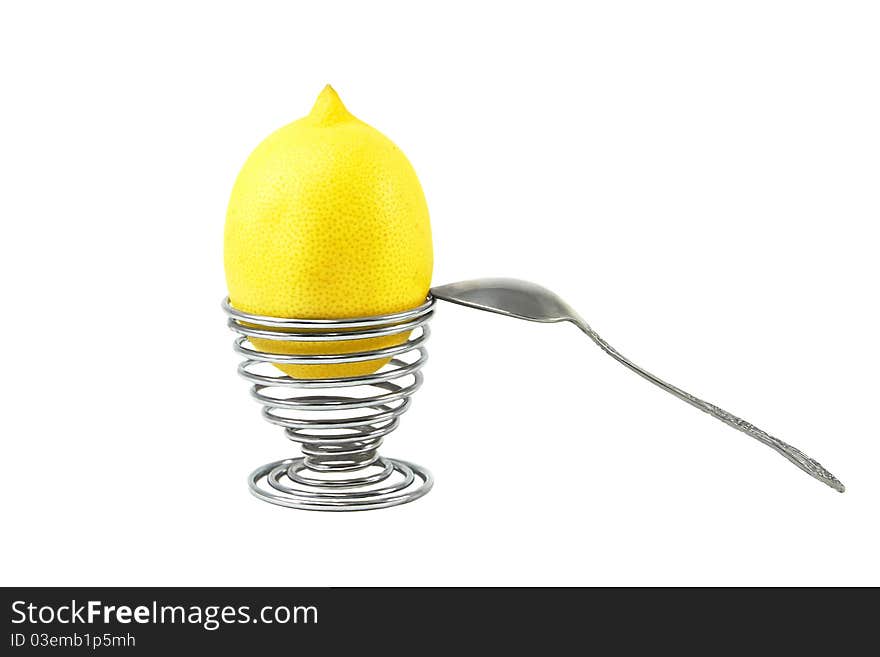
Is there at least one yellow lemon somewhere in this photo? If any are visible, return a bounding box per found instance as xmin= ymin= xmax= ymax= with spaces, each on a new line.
xmin=224 ymin=85 xmax=433 ymax=379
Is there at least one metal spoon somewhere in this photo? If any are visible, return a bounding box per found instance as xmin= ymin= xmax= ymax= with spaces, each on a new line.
xmin=431 ymin=277 xmax=845 ymax=492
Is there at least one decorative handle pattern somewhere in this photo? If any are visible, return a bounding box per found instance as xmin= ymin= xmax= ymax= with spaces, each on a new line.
xmin=702 ymin=402 xmax=844 ymax=492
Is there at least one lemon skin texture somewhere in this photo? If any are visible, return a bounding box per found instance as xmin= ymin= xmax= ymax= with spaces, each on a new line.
xmin=224 ymin=86 xmax=433 ymax=379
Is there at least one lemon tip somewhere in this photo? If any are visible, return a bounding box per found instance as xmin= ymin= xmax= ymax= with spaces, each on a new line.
xmin=307 ymin=84 xmax=355 ymax=126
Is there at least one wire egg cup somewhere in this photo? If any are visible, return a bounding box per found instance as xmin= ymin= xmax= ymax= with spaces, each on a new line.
xmin=223 ymin=296 xmax=435 ymax=511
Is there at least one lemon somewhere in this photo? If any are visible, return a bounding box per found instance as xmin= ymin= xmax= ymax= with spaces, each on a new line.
xmin=224 ymin=85 xmax=433 ymax=379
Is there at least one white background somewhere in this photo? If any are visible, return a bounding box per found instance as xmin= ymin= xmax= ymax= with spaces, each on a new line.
xmin=1 ymin=1 xmax=878 ymax=586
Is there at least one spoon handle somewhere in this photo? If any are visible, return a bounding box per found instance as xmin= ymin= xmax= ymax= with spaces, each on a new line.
xmin=569 ymin=317 xmax=845 ymax=492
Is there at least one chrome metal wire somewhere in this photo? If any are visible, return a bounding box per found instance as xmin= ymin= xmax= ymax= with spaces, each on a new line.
xmin=223 ymin=296 xmax=435 ymax=511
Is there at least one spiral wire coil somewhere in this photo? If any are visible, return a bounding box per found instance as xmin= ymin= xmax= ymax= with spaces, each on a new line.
xmin=223 ymin=296 xmax=435 ymax=511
